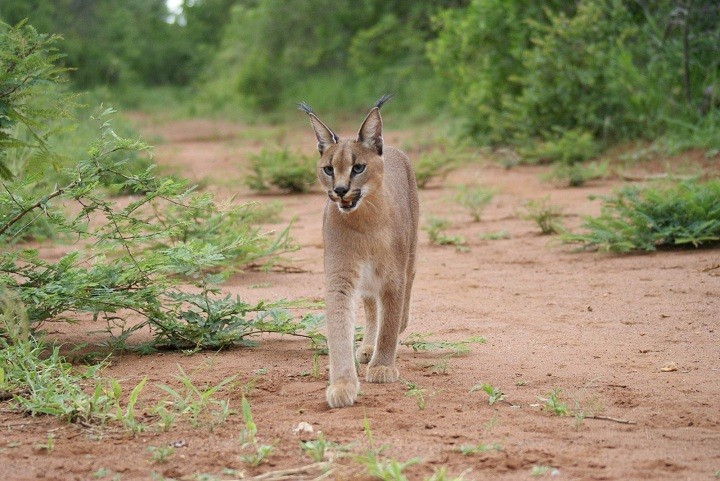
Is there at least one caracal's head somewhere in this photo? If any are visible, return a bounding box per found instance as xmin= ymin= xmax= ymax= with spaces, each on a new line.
xmin=299 ymin=95 xmax=392 ymax=214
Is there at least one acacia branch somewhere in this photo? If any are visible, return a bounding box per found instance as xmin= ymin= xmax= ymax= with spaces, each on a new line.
xmin=0 ymin=179 xmax=78 ymax=237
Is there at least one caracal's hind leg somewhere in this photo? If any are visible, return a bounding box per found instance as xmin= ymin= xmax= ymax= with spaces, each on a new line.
xmin=399 ymin=272 xmax=414 ymax=333
xmin=400 ymin=254 xmax=416 ymax=333
xmin=357 ymin=296 xmax=378 ymax=364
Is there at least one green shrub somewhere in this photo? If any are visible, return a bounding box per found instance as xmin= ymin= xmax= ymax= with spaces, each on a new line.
xmin=543 ymin=160 xmax=609 ymax=188
xmin=453 ymin=185 xmax=495 ymax=222
xmin=423 ymin=216 xmax=465 ymax=247
xmin=562 ymin=179 xmax=720 ymax=252
xmin=522 ymin=197 xmax=564 ymax=235
xmin=0 ymin=19 xmax=316 ymax=355
xmin=246 ymin=148 xmax=316 ymax=193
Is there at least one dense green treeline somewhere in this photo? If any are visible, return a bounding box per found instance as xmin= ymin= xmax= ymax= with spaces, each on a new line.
xmin=430 ymin=0 xmax=720 ymax=147
xmin=0 ymin=0 xmax=235 ymax=87
xmin=1 ymin=0 xmax=719 ymax=150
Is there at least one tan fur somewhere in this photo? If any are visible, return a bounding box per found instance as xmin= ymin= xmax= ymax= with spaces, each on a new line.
xmin=301 ymin=99 xmax=419 ymax=408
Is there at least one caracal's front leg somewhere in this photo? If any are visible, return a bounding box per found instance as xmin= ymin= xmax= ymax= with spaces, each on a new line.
xmin=357 ymin=296 xmax=378 ymax=364
xmin=325 ymin=280 xmax=359 ymax=408
xmin=367 ymin=280 xmax=404 ymax=383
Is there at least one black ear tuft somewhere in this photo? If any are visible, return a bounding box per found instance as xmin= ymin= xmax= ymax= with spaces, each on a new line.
xmin=297 ymin=101 xmax=313 ymax=115
xmin=298 ymin=101 xmax=339 ymax=155
xmin=374 ymin=93 xmax=394 ymax=110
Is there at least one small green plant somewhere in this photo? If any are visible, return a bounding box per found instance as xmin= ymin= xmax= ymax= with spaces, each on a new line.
xmin=522 ymin=197 xmax=564 ymax=235
xmin=35 ymin=433 xmax=55 ymax=452
xmin=530 ymin=465 xmax=556 ymax=477
xmin=299 ymin=432 xmax=348 ymax=462
xmin=246 ymin=148 xmax=316 ymax=193
xmin=240 ymin=443 xmax=276 ymax=467
xmin=452 ymin=185 xmax=495 ymax=222
xmin=193 ymin=474 xmax=221 ymax=481
xmin=470 ymin=383 xmax=504 ymax=406
xmin=562 ymin=179 xmax=720 ymax=252
xmin=423 ymin=217 xmax=465 ymax=247
xmin=151 ymin=404 xmax=175 ymax=431
xmin=402 ymin=333 xmax=485 ymax=355
xmin=427 ymin=354 xmax=452 ymax=375
xmin=238 ymin=396 xmax=276 ymax=467
xmin=156 ymin=366 xmax=236 ymax=428
xmin=92 ymin=468 xmax=120 ymax=480
xmin=239 ymin=396 xmax=257 ymax=445
xmin=147 ymin=445 xmax=175 ymax=464
xmin=539 ymin=388 xmax=569 ymax=416
xmin=569 ymin=385 xmax=604 ymax=431
xmin=299 ymin=352 xmax=323 ymax=378
xmin=404 ymin=381 xmax=430 ymax=410
xmin=477 ymin=230 xmax=509 ymax=240
xmin=356 ymin=451 xmax=421 ymax=481
xmin=357 ymin=418 xmax=422 ymax=480
xmin=457 ymin=443 xmax=502 ymax=455
xmin=544 ymin=160 xmax=609 ymax=187
xmin=113 ymin=376 xmax=148 ymax=433
xmin=300 ymin=433 xmax=329 ymax=463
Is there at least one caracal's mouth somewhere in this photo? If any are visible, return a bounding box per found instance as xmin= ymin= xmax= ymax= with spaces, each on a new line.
xmin=337 ymin=196 xmax=360 ymax=212
xmin=329 ymin=191 xmax=362 ymax=213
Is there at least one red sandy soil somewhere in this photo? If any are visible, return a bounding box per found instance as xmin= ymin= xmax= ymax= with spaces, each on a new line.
xmin=1 ymin=115 xmax=718 ymax=481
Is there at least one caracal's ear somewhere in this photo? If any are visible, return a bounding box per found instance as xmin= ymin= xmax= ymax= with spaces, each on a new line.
xmin=298 ymin=101 xmax=338 ymax=156
xmin=357 ymin=94 xmax=393 ymax=156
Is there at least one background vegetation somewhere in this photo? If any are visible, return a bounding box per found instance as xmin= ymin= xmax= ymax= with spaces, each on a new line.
xmin=2 ymin=0 xmax=718 ymax=147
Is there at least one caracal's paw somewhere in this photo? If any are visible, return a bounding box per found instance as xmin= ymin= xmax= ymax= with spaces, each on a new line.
xmin=356 ymin=345 xmax=374 ymax=364
xmin=366 ymin=364 xmax=399 ymax=383
xmin=326 ymin=378 xmax=360 ymax=408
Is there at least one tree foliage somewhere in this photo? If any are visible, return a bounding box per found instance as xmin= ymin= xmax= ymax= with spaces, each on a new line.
xmin=0 ymin=0 xmax=220 ymax=88
xmin=200 ymin=0 xmax=461 ymax=112
xmin=429 ymin=0 xmax=720 ymax=146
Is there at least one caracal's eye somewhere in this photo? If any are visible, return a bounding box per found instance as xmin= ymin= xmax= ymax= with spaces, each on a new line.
xmin=352 ymin=164 xmax=366 ymax=174
xmin=323 ymin=165 xmax=334 ymax=176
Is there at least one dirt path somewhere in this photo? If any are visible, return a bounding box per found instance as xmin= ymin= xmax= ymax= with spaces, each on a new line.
xmin=3 ymin=116 xmax=719 ymax=481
